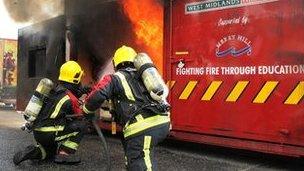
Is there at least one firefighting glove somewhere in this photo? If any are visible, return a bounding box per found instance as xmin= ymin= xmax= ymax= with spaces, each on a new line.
xmin=100 ymin=100 xmax=112 ymax=111
xmin=79 ymin=85 xmax=92 ymax=95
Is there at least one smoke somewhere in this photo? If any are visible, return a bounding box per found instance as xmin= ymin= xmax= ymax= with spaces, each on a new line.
xmin=65 ymin=0 xmax=135 ymax=80
xmin=3 ymin=0 xmax=64 ymax=23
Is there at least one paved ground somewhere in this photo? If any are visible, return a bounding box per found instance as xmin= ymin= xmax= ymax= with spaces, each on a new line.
xmin=1 ymin=110 xmax=304 ymax=171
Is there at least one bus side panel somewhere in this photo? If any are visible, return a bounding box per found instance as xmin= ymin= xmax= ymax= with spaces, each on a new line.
xmin=167 ymin=0 xmax=304 ymax=155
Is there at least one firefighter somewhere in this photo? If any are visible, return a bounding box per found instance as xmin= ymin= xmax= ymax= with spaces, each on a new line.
xmin=13 ymin=61 xmax=90 ymax=165
xmin=83 ymin=45 xmax=170 ymax=171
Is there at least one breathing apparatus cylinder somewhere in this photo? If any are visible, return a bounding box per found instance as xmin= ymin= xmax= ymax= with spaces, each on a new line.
xmin=133 ymin=53 xmax=168 ymax=102
xmin=24 ymin=78 xmax=54 ymax=121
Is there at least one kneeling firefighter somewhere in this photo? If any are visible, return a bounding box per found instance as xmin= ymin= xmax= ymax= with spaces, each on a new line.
xmin=13 ymin=61 xmax=91 ymax=165
xmin=83 ymin=45 xmax=171 ymax=171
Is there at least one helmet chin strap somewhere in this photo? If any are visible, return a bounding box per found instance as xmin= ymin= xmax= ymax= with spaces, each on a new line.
xmin=115 ymin=62 xmax=135 ymax=71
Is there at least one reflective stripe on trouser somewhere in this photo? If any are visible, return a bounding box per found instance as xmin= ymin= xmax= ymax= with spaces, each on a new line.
xmin=144 ymin=136 xmax=152 ymax=171
xmin=34 ymin=126 xmax=65 ymax=132
xmin=57 ymin=120 xmax=86 ymax=153
xmin=123 ymin=123 xmax=170 ymax=171
xmin=61 ymin=140 xmax=79 ymax=150
xmin=123 ymin=115 xmax=170 ymax=138
xmin=37 ymin=143 xmax=47 ymax=160
xmin=33 ymin=120 xmax=86 ymax=156
xmin=124 ymin=136 xmax=152 ymax=170
xmin=33 ymin=131 xmax=59 ymax=159
xmin=125 ymin=156 xmax=128 ymax=166
xmin=55 ymin=132 xmax=79 ymax=141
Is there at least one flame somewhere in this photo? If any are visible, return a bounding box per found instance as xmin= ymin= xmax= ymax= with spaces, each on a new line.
xmin=120 ymin=0 xmax=164 ymax=74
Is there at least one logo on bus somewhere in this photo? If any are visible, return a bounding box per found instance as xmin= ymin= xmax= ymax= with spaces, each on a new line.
xmin=218 ymin=16 xmax=249 ymax=27
xmin=216 ymin=34 xmax=252 ymax=58
xmin=185 ymin=0 xmax=279 ymax=14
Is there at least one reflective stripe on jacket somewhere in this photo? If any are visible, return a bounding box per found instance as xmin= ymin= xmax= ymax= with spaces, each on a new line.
xmin=33 ymin=85 xmax=81 ymax=130
xmin=123 ymin=114 xmax=170 ymax=138
xmin=84 ymin=68 xmax=171 ymax=136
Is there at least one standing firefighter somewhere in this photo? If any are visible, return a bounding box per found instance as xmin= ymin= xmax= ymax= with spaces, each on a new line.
xmin=83 ymin=45 xmax=171 ymax=171
xmin=13 ymin=61 xmax=89 ymax=165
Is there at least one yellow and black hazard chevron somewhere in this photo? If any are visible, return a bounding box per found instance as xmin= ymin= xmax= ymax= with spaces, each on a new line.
xmin=166 ymin=81 xmax=304 ymax=105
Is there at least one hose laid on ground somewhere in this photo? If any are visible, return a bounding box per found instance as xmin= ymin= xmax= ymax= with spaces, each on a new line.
xmin=92 ymin=119 xmax=111 ymax=171
xmin=65 ymin=114 xmax=111 ymax=170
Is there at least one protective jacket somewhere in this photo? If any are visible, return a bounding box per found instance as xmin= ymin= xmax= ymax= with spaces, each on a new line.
xmin=33 ymin=84 xmax=82 ymax=131
xmin=83 ymin=67 xmax=170 ymax=139
xmin=28 ymin=84 xmax=86 ymax=160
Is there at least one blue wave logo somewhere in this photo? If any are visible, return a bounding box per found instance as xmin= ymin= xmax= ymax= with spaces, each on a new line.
xmin=215 ymin=34 xmax=252 ymax=58
xmin=216 ymin=45 xmax=252 ymax=57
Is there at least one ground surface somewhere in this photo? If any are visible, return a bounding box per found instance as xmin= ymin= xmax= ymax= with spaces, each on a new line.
xmin=1 ymin=110 xmax=304 ymax=171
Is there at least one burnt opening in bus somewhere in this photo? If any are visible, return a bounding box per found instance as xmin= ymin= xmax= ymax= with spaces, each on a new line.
xmin=28 ymin=46 xmax=46 ymax=78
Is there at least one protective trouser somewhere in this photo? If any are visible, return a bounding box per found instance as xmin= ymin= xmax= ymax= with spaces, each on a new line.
xmin=121 ymin=123 xmax=170 ymax=171
xmin=32 ymin=120 xmax=86 ymax=160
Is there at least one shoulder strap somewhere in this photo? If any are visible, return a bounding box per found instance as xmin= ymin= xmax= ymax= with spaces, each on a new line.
xmin=114 ymin=71 xmax=136 ymax=101
xmin=49 ymin=95 xmax=70 ymax=119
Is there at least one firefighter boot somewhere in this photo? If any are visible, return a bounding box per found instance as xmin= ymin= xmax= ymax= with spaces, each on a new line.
xmin=13 ymin=145 xmax=41 ymax=165
xmin=54 ymin=153 xmax=81 ymax=164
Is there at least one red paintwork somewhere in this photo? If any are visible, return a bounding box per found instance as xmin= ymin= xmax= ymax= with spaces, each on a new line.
xmin=165 ymin=0 xmax=304 ymax=157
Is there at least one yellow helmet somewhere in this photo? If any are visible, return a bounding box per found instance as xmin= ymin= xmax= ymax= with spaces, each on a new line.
xmin=113 ymin=45 xmax=137 ymax=67
xmin=58 ymin=61 xmax=83 ymax=84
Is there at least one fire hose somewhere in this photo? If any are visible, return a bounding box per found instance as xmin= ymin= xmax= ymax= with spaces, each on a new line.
xmin=60 ymin=114 xmax=111 ymax=171
xmin=91 ymin=117 xmax=111 ymax=171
